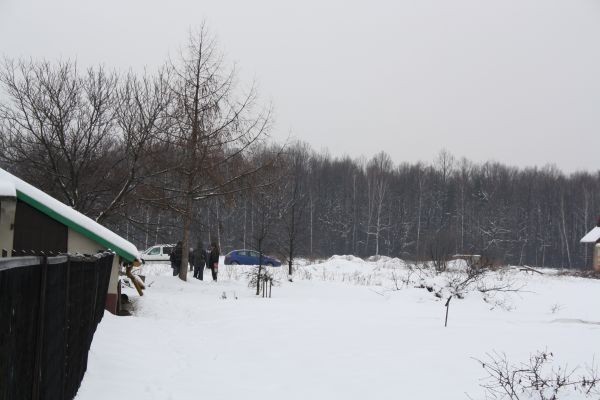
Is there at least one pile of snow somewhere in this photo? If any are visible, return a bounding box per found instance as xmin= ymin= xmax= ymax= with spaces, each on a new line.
xmin=77 ymin=256 xmax=600 ymax=400
xmin=366 ymin=254 xmax=393 ymax=262
xmin=327 ymin=254 xmax=365 ymax=263
xmin=445 ymin=258 xmax=470 ymax=271
xmin=376 ymin=257 xmax=407 ymax=269
xmin=293 ymin=255 xmax=412 ymax=286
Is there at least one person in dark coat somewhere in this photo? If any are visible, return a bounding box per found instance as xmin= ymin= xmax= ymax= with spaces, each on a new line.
xmin=208 ymin=242 xmax=220 ymax=281
xmin=192 ymin=241 xmax=206 ymax=280
xmin=170 ymin=241 xmax=183 ymax=277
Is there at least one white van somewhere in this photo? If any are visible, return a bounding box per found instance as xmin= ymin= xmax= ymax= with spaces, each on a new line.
xmin=141 ymin=244 xmax=175 ymax=263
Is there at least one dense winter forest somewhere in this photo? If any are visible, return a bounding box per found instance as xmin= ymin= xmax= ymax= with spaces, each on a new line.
xmin=1 ymin=31 xmax=599 ymax=269
xmin=126 ymin=149 xmax=600 ymax=269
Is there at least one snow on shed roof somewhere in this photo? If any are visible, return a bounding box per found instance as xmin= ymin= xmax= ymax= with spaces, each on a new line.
xmin=0 ymin=180 xmax=16 ymax=197
xmin=0 ymin=168 xmax=140 ymax=263
xmin=580 ymin=227 xmax=600 ymax=243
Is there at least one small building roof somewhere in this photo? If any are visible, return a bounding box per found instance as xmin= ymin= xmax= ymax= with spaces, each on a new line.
xmin=580 ymin=227 xmax=600 ymax=243
xmin=0 ymin=168 xmax=140 ymax=263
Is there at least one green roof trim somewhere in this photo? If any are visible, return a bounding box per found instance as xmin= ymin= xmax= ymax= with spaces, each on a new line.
xmin=16 ymin=190 xmax=138 ymax=262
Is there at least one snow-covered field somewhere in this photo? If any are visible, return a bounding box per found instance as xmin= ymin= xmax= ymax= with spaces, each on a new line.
xmin=76 ymin=256 xmax=600 ymax=400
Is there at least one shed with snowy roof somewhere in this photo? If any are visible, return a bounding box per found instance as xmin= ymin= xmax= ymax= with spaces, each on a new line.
xmin=0 ymin=168 xmax=141 ymax=314
xmin=580 ymin=219 xmax=600 ymax=271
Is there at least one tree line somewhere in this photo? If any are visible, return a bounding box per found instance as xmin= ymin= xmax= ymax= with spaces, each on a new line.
xmin=191 ymin=147 xmax=600 ymax=270
xmin=1 ymin=29 xmax=599 ymax=271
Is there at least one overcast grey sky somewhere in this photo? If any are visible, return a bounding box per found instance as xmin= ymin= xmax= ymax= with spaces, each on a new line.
xmin=1 ymin=0 xmax=599 ymax=172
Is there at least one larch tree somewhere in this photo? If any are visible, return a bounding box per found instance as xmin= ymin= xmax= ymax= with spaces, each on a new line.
xmin=161 ymin=26 xmax=273 ymax=281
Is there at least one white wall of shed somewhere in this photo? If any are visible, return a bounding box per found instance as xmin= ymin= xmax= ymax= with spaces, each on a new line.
xmin=108 ymin=258 xmax=120 ymax=295
xmin=67 ymin=228 xmax=105 ymax=255
xmin=68 ymin=228 xmax=120 ymax=295
xmin=0 ymin=197 xmax=16 ymax=255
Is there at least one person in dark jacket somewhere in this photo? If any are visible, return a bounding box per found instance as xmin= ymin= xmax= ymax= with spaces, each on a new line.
xmin=192 ymin=241 xmax=206 ymax=280
xmin=208 ymin=242 xmax=220 ymax=281
xmin=170 ymin=241 xmax=183 ymax=276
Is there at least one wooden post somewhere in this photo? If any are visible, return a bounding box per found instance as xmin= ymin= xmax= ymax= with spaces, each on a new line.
xmin=255 ymin=265 xmax=262 ymax=296
xmin=126 ymin=266 xmax=144 ymax=296
xmin=32 ymin=256 xmax=48 ymax=400
xmin=62 ymin=257 xmax=70 ymax=400
xmin=444 ymin=296 xmax=452 ymax=327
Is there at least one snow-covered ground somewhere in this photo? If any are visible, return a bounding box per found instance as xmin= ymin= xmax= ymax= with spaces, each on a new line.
xmin=76 ymin=256 xmax=600 ymax=400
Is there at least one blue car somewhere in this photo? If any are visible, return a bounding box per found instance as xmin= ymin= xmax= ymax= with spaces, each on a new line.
xmin=224 ymin=249 xmax=281 ymax=267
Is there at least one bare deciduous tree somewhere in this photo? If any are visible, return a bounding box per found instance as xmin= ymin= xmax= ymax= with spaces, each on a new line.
xmin=96 ymin=69 xmax=173 ymax=222
xmin=247 ymin=154 xmax=286 ymax=294
xmin=366 ymin=152 xmax=393 ymax=256
xmin=0 ymin=59 xmax=118 ymax=215
xmin=0 ymin=59 xmax=173 ymax=223
xmin=280 ymin=142 xmax=310 ymax=281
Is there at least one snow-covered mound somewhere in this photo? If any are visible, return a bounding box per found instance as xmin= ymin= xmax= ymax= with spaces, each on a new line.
xmin=328 ymin=254 xmax=365 ymax=263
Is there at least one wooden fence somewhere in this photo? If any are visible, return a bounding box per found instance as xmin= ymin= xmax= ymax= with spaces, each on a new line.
xmin=0 ymin=252 xmax=114 ymax=400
